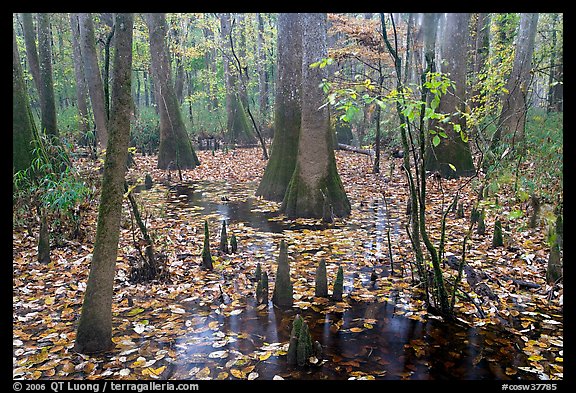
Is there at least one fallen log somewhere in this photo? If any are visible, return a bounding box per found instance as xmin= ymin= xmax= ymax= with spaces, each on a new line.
xmin=337 ymin=143 xmax=374 ymax=157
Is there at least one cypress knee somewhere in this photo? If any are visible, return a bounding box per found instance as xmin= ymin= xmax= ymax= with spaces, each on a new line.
xmin=492 ymin=219 xmax=503 ymax=248
xmin=332 ymin=265 xmax=344 ymax=301
xmin=315 ymin=259 xmax=328 ymax=297
xmin=230 ymin=234 xmax=238 ymax=253
xmin=201 ymin=220 xmax=213 ymax=270
xmin=272 ymin=240 xmax=293 ymax=308
xmin=219 ymin=220 xmax=229 ymax=254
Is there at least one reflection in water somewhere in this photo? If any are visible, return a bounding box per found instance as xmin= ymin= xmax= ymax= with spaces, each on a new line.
xmin=175 ymin=299 xmax=535 ymax=380
xmin=138 ymin=180 xmax=539 ymax=380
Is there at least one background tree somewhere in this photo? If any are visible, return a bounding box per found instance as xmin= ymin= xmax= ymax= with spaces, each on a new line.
xmin=13 ymin=27 xmax=38 ymax=173
xmin=425 ymin=13 xmax=475 ymax=179
xmin=77 ymin=13 xmax=109 ymax=149
xmin=145 ymin=13 xmax=200 ymax=170
xmin=69 ymin=14 xmax=90 ymax=138
xmin=219 ymin=13 xmax=255 ymax=145
xmin=490 ymin=13 xmax=539 ymax=154
xmin=256 ymin=13 xmax=302 ymax=201
xmin=37 ymin=13 xmax=58 ymax=137
xmin=75 ymin=13 xmax=134 ymax=354
xmin=282 ymin=13 xmax=351 ymax=219
xmin=20 ymin=13 xmax=42 ymax=105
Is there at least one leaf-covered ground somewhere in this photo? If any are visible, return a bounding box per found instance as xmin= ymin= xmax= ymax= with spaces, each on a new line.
xmin=13 ymin=147 xmax=563 ymax=380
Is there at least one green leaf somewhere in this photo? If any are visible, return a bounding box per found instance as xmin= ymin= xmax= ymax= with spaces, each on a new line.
xmin=432 ymin=135 xmax=441 ymax=147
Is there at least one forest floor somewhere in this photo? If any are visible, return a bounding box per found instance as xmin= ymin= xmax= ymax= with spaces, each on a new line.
xmin=13 ymin=147 xmax=563 ymax=381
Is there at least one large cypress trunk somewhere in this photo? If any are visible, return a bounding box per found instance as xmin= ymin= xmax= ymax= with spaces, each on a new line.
xmin=281 ymin=13 xmax=350 ymax=219
xmin=146 ymin=13 xmax=199 ymax=170
xmin=74 ymin=13 xmax=134 ymax=354
xmin=425 ymin=13 xmax=475 ymax=179
xmin=256 ymin=13 xmax=302 ymax=201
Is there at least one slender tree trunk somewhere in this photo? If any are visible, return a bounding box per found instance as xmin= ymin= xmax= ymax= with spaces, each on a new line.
xmin=78 ymin=13 xmax=109 ymax=149
xmin=425 ymin=13 xmax=475 ymax=179
xmin=220 ymin=13 xmax=255 ymax=145
xmin=37 ymin=13 xmax=58 ymax=137
xmin=256 ymin=13 xmax=302 ymax=201
xmin=490 ymin=13 xmax=539 ymax=153
xmin=282 ymin=13 xmax=351 ymax=219
xmin=69 ymin=14 xmax=90 ymax=136
xmin=145 ymin=13 xmax=199 ymax=169
xmin=257 ymin=13 xmax=269 ymax=121
xmin=74 ymin=13 xmax=134 ymax=355
xmin=13 ymin=28 xmax=38 ymax=173
xmin=471 ymin=13 xmax=491 ymax=110
xmin=547 ymin=13 xmax=562 ymax=113
xmin=20 ymin=13 xmax=42 ymax=103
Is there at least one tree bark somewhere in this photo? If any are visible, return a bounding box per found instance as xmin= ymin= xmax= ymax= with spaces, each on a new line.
xmin=13 ymin=27 xmax=38 ymax=173
xmin=145 ymin=13 xmax=199 ymax=170
xmin=37 ymin=13 xmax=58 ymax=138
xmin=69 ymin=14 xmax=90 ymax=136
xmin=78 ymin=13 xmax=109 ymax=149
xmin=20 ymin=13 xmax=42 ymax=102
xmin=471 ymin=13 xmax=491 ymax=110
xmin=425 ymin=13 xmax=475 ymax=179
xmin=281 ymin=13 xmax=351 ymax=219
xmin=256 ymin=13 xmax=302 ymax=201
xmin=257 ymin=13 xmax=269 ymax=120
xmin=220 ymin=13 xmax=255 ymax=145
xmin=490 ymin=13 xmax=539 ymax=153
xmin=74 ymin=13 xmax=134 ymax=355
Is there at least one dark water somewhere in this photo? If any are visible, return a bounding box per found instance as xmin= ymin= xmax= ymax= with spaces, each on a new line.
xmin=137 ymin=180 xmax=543 ymax=380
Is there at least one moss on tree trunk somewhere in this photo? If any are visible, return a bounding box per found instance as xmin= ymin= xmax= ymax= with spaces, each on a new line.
xmin=13 ymin=28 xmax=37 ymax=173
xmin=74 ymin=14 xmax=134 ymax=354
xmin=256 ymin=13 xmax=302 ymax=202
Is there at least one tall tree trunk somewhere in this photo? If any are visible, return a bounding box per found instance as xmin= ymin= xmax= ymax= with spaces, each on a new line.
xmin=471 ymin=13 xmax=491 ymax=110
xmin=74 ymin=13 xmax=134 ymax=355
xmin=220 ymin=13 xmax=255 ymax=145
xmin=256 ymin=13 xmax=302 ymax=202
xmin=282 ymin=13 xmax=351 ymax=219
xmin=69 ymin=14 xmax=90 ymax=136
xmin=547 ymin=13 xmax=562 ymax=113
xmin=256 ymin=13 xmax=269 ymax=121
xmin=37 ymin=13 xmax=58 ymax=138
xmin=20 ymin=13 xmax=42 ymax=103
xmin=425 ymin=13 xmax=475 ymax=179
xmin=145 ymin=13 xmax=199 ymax=170
xmin=78 ymin=13 xmax=109 ymax=149
xmin=13 ymin=27 xmax=38 ymax=173
xmin=490 ymin=13 xmax=539 ymax=153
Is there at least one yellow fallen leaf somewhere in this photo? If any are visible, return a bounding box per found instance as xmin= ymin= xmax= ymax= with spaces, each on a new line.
xmin=132 ymin=357 xmax=147 ymax=368
xmin=364 ymin=323 xmax=374 ymax=329
xmin=230 ymin=368 xmax=245 ymax=379
xmin=142 ymin=366 xmax=165 ymax=377
xmin=196 ymin=367 xmax=211 ymax=379
xmin=259 ymin=352 xmax=271 ymax=361
xmin=350 ymin=327 xmax=364 ymax=333
xmin=216 ymin=371 xmax=229 ymax=380
xmin=528 ymin=354 xmax=545 ymax=362
xmin=127 ymin=307 xmax=145 ymax=317
xmin=208 ymin=321 xmax=219 ymax=330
